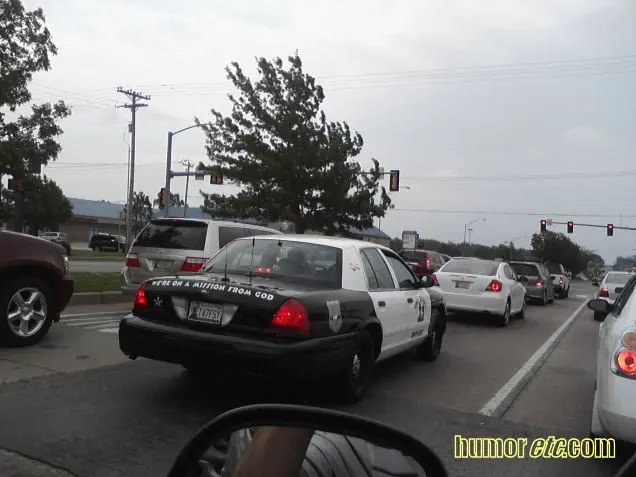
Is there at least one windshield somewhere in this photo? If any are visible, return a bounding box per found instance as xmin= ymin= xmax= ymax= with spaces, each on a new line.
xmin=203 ymin=238 xmax=343 ymax=288
xmin=400 ymin=250 xmax=428 ymax=262
xmin=605 ymin=273 xmax=632 ymax=285
xmin=510 ymin=263 xmax=539 ymax=277
xmin=546 ymin=263 xmax=561 ymax=274
xmin=440 ymin=258 xmax=499 ymax=276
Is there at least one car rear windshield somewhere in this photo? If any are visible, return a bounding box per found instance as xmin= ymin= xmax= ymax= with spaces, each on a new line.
xmin=400 ymin=250 xmax=428 ymax=262
xmin=510 ymin=263 xmax=540 ymax=277
xmin=134 ymin=220 xmax=207 ymax=250
xmin=441 ymin=259 xmax=499 ymax=276
xmin=605 ymin=273 xmax=632 ymax=285
xmin=203 ymin=238 xmax=342 ymax=288
xmin=546 ymin=263 xmax=561 ymax=274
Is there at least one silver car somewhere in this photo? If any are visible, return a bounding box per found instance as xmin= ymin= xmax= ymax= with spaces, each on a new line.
xmin=121 ymin=218 xmax=280 ymax=294
xmin=592 ymin=271 xmax=634 ymax=320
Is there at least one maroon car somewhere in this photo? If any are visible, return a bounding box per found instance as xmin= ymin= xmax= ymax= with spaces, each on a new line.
xmin=398 ymin=249 xmax=445 ymax=278
xmin=0 ymin=230 xmax=74 ymax=346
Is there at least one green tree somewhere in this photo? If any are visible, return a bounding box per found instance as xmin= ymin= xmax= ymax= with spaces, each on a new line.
xmin=0 ymin=174 xmax=71 ymax=234
xmin=531 ymin=231 xmax=588 ymax=275
xmin=153 ymin=191 xmax=184 ymax=208
xmin=0 ymin=0 xmax=71 ymax=230
xmin=123 ymin=191 xmax=152 ymax=236
xmin=196 ymin=53 xmax=391 ymax=234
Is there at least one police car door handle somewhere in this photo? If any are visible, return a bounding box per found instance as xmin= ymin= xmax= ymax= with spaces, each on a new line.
xmin=378 ymin=301 xmax=386 ymax=307
xmin=407 ymin=298 xmax=413 ymax=303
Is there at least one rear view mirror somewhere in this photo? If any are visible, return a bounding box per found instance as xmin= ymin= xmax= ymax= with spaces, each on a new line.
xmin=517 ymin=275 xmax=528 ymax=283
xmin=588 ymin=298 xmax=612 ymax=314
xmin=420 ymin=276 xmax=435 ymax=288
xmin=167 ymin=404 xmax=447 ymax=477
xmin=592 ymin=281 xmax=599 ymax=287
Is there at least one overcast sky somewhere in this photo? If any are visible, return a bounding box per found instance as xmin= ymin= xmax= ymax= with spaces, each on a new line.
xmin=19 ymin=0 xmax=636 ymax=263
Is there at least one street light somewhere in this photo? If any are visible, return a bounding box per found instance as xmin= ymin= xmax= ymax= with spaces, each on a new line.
xmin=164 ymin=123 xmax=208 ymax=218
xmin=463 ymin=217 xmax=486 ymax=256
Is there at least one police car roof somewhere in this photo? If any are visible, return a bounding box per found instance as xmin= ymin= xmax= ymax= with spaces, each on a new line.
xmin=235 ymin=234 xmax=391 ymax=251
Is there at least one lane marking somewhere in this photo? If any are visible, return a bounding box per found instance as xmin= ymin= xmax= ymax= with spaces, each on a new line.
xmin=479 ymin=299 xmax=590 ymax=417
xmin=61 ymin=310 xmax=129 ymax=318
xmin=62 ymin=315 xmax=124 ymax=323
xmin=576 ymin=294 xmax=589 ymax=300
xmin=85 ymin=322 xmax=121 ymax=330
xmin=99 ymin=328 xmax=119 ymax=334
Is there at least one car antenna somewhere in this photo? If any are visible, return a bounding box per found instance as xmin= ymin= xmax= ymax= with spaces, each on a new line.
xmin=221 ymin=242 xmax=229 ymax=282
xmin=247 ymin=236 xmax=256 ymax=285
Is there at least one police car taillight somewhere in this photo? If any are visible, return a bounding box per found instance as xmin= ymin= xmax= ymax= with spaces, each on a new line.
xmin=134 ymin=283 xmax=148 ymax=308
xmin=181 ymin=257 xmax=208 ymax=272
xmin=272 ymin=299 xmax=310 ymax=333
xmin=126 ymin=253 xmax=140 ymax=268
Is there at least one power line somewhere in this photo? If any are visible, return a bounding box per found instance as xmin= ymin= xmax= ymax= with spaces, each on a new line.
xmin=391 ymin=208 xmax=636 ymax=219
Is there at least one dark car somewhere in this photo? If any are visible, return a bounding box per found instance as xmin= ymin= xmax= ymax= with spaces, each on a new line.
xmin=509 ymin=260 xmax=555 ymax=306
xmin=398 ymin=249 xmax=445 ymax=278
xmin=89 ymin=232 xmax=126 ymax=252
xmin=119 ymin=235 xmax=447 ymax=404
xmin=0 ymin=230 xmax=74 ymax=346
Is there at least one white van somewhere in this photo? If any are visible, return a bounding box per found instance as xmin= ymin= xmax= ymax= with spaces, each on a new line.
xmin=120 ymin=218 xmax=281 ymax=294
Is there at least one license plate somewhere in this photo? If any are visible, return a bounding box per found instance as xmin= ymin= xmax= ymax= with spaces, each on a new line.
xmin=188 ymin=301 xmax=223 ymax=325
xmin=455 ymin=281 xmax=470 ymax=289
xmin=154 ymin=260 xmax=172 ymax=270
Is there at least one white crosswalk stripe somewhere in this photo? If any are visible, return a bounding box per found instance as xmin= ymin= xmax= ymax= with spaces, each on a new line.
xmin=60 ymin=311 xmax=129 ymax=334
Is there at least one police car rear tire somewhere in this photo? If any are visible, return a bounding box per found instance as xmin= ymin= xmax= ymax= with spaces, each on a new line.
xmin=335 ymin=331 xmax=375 ymax=405
xmin=416 ymin=315 xmax=445 ymax=362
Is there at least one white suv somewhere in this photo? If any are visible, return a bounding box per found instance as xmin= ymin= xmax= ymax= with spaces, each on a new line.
xmin=546 ymin=262 xmax=570 ymax=299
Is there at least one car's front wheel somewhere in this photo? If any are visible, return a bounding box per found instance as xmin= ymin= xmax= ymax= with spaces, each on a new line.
xmin=416 ymin=309 xmax=446 ymax=361
xmin=0 ymin=276 xmax=55 ymax=347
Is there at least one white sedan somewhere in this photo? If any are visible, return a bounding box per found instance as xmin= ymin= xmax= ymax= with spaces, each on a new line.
xmin=589 ymin=274 xmax=636 ymax=444
xmin=434 ymin=257 xmax=526 ymax=327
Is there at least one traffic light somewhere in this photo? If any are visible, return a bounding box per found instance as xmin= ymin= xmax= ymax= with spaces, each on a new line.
xmin=540 ymin=219 xmax=547 ymax=232
xmin=567 ymin=221 xmax=574 ymax=233
xmin=210 ymin=175 xmax=223 ymax=185
xmin=389 ymin=170 xmax=400 ymax=192
xmin=158 ymin=188 xmax=167 ymax=209
xmin=607 ymin=224 xmax=614 ymax=236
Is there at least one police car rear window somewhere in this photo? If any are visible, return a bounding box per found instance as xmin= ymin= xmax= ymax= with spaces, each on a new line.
xmin=134 ymin=220 xmax=207 ymax=250
xmin=203 ymin=238 xmax=342 ymax=287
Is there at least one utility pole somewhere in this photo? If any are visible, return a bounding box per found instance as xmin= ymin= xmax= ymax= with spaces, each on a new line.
xmin=180 ymin=159 xmax=193 ymax=217
xmin=117 ymin=87 xmax=150 ymax=253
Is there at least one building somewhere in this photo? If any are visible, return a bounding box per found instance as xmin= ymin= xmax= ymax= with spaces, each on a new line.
xmin=60 ymin=198 xmax=391 ymax=246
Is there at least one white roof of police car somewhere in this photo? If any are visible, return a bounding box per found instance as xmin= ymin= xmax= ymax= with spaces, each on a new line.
xmin=233 ymin=234 xmax=392 ymax=251
xmin=152 ymin=217 xmax=279 ymax=230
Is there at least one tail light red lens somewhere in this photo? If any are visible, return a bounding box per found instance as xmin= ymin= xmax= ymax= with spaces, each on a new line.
xmin=125 ymin=253 xmax=140 ymax=268
xmin=559 ymin=279 xmax=564 ymax=285
xmin=181 ymin=257 xmax=208 ymax=273
xmin=535 ymin=280 xmax=543 ymax=287
xmin=272 ymin=298 xmax=310 ymax=333
xmin=600 ymin=288 xmax=609 ymax=297
xmin=432 ymin=274 xmax=439 ymax=286
xmin=616 ymin=350 xmax=636 ymax=376
xmin=486 ymin=280 xmax=503 ymax=292
xmin=256 ymin=267 xmax=273 ymax=273
xmin=134 ymin=284 xmax=148 ymax=308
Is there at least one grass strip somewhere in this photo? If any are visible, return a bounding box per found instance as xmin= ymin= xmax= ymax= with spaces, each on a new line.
xmin=73 ymin=272 xmax=121 ymax=293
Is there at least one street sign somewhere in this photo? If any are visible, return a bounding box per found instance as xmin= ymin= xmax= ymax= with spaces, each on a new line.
xmin=402 ymin=230 xmax=418 ymax=250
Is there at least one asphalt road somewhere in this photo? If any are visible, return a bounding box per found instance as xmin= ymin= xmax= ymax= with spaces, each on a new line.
xmin=0 ymin=282 xmax=632 ymax=477
xmin=70 ymin=260 xmax=124 ymax=273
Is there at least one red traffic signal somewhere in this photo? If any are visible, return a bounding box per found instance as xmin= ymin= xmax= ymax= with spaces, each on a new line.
xmin=389 ymin=170 xmax=400 ymax=192
xmin=607 ymin=224 xmax=614 ymax=236
xmin=210 ymin=175 xmax=223 ymax=185
xmin=567 ymin=221 xmax=574 ymax=233
xmin=540 ymin=219 xmax=547 ymax=232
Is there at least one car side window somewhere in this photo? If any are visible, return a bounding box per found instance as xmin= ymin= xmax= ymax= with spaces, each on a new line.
xmin=218 ymin=226 xmax=250 ymax=248
xmin=612 ymin=275 xmax=636 ymax=316
xmin=360 ymin=248 xmax=396 ymax=289
xmin=382 ymin=250 xmax=418 ymax=289
xmin=503 ymin=265 xmax=514 ymax=280
xmin=359 ymin=251 xmax=380 ymax=290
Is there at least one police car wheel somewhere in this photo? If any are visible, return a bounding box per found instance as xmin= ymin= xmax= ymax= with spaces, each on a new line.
xmin=417 ymin=315 xmax=445 ymax=362
xmin=335 ymin=331 xmax=375 ymax=405
xmin=0 ymin=276 xmax=55 ymax=347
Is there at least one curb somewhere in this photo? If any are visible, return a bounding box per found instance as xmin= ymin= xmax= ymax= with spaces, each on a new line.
xmin=70 ymin=257 xmax=124 ymax=262
xmin=69 ymin=291 xmax=132 ymax=306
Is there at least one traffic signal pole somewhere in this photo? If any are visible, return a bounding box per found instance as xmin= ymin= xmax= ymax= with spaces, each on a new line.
xmin=545 ymin=220 xmax=636 ymax=231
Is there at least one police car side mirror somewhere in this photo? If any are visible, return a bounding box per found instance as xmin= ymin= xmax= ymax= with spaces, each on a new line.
xmin=420 ymin=276 xmax=435 ymax=288
xmin=167 ymin=404 xmax=448 ymax=477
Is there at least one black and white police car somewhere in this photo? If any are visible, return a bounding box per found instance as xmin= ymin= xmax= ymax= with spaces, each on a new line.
xmin=118 ymin=235 xmax=447 ymax=403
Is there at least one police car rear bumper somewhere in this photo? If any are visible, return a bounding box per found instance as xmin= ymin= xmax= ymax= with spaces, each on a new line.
xmin=119 ymin=316 xmax=357 ymax=380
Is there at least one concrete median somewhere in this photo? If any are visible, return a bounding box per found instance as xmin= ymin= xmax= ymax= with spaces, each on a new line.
xmin=69 ymin=291 xmax=132 ymax=307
